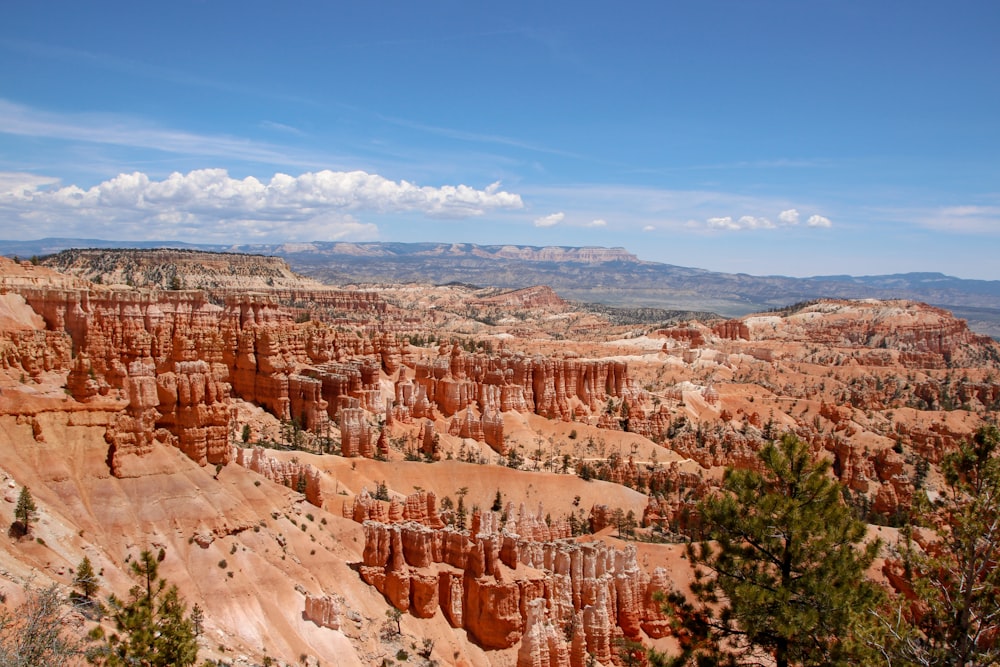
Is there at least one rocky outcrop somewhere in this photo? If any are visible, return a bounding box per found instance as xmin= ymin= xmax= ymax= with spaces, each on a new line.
xmin=412 ymin=345 xmax=629 ymax=420
xmin=744 ymin=300 xmax=999 ymax=369
xmin=156 ymin=360 xmax=233 ymax=465
xmin=338 ymin=406 xmax=373 ymax=458
xmin=517 ymin=597 xmax=571 ymax=667
xmin=232 ymin=446 xmax=324 ymax=507
xmin=713 ymin=319 xmax=749 ymax=340
xmin=349 ymin=489 xmax=444 ymax=528
xmin=11 ymin=281 xmax=415 ymax=473
xmin=657 ymin=326 xmax=707 ymax=347
xmin=469 ymin=285 xmax=567 ymax=310
xmin=304 ymin=359 xmax=383 ymax=420
xmin=304 ymin=594 xmax=342 ymax=630
xmin=0 ymin=292 xmax=72 ymax=374
xmin=357 ymin=506 xmax=662 ymax=660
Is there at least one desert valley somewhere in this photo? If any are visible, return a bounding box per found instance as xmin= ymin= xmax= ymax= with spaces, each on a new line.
xmin=0 ymin=247 xmax=997 ymax=666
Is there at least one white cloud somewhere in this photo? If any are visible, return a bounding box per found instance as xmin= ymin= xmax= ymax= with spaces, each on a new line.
xmin=779 ymin=208 xmax=800 ymax=225
xmin=0 ymin=169 xmax=523 ymax=242
xmin=700 ymin=210 xmax=834 ymax=232
xmin=707 ymin=216 xmax=736 ymax=230
xmin=740 ymin=215 xmax=774 ymax=229
xmin=914 ymin=205 xmax=1000 ymax=234
xmin=534 ymin=211 xmax=565 ymax=227
xmin=643 ymin=225 xmax=656 ymax=232
xmin=0 ymin=172 xmax=60 ymax=198
xmin=708 ymin=215 xmax=774 ymax=230
xmin=587 ymin=219 xmax=607 ymax=227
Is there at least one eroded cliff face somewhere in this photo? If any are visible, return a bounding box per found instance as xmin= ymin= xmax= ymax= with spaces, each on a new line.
xmin=411 ymin=345 xmax=629 ymax=420
xmin=1 ymin=268 xmax=634 ymax=479
xmin=2 ymin=276 xmax=363 ymax=471
xmin=355 ymin=497 xmax=668 ymax=665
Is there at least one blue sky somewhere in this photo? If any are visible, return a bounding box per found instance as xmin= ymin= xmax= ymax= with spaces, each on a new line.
xmin=1 ymin=1 xmax=998 ymax=278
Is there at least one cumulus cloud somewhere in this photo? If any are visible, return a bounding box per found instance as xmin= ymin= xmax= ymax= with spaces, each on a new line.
xmin=707 ymin=215 xmax=774 ymax=230
xmin=701 ymin=209 xmax=831 ymax=232
xmin=587 ymin=219 xmax=607 ymax=227
xmin=534 ymin=211 xmax=565 ymax=227
xmin=0 ymin=172 xmax=60 ymax=197
xmin=779 ymin=208 xmax=800 ymax=225
xmin=0 ymin=168 xmax=523 ymax=242
xmin=707 ymin=216 xmax=734 ymax=229
xmin=740 ymin=215 xmax=775 ymax=229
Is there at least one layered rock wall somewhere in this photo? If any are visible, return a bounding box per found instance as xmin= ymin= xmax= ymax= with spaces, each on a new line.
xmin=408 ymin=345 xmax=628 ymax=421
xmin=357 ymin=505 xmax=663 ymax=662
xmin=11 ymin=286 xmax=385 ymax=473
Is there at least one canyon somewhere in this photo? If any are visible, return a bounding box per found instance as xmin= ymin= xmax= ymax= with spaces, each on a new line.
xmin=0 ymin=250 xmax=998 ymax=666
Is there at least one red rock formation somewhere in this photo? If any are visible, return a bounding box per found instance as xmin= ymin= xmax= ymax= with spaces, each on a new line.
xmin=0 ymin=322 xmax=72 ymax=376
xmin=349 ymin=489 xmax=445 ymax=528
xmin=304 ymin=594 xmax=341 ymax=630
xmin=657 ymin=326 xmax=706 ymax=347
xmin=338 ymin=406 xmax=372 ymax=457
xmin=349 ymin=489 xmax=390 ymax=524
xmin=713 ymin=319 xmax=749 ymax=340
xmin=641 ymin=568 xmax=674 ymax=638
xmin=829 ymin=439 xmax=874 ymax=493
xmin=464 ymin=572 xmax=524 ymax=649
xmin=410 ymin=571 xmax=439 ymax=618
xmin=504 ymin=503 xmax=571 ymax=543
xmin=287 ymin=374 xmax=329 ymax=432
xmin=232 ymin=446 xmax=324 ymax=507
xmin=439 ymin=571 xmax=465 ymax=628
xmin=358 ymin=509 xmax=659 ymax=659
xmin=157 ymin=360 xmax=232 ymax=465
xmin=10 ymin=286 xmax=353 ymax=472
xmin=375 ymin=428 xmax=390 ymax=460
xmin=420 ymin=420 xmax=439 ymax=459
xmin=405 ymin=491 xmax=446 ymax=529
xmin=413 ymin=347 xmax=628 ymax=420
xmin=449 ymin=409 xmax=485 ymax=442
xmin=469 ymin=285 xmax=567 ymax=310
xmin=589 ymin=505 xmax=615 ymax=534
xmin=744 ymin=300 xmax=999 ymax=369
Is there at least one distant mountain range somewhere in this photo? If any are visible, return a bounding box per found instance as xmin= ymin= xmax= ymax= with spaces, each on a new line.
xmin=4 ymin=238 xmax=999 ymax=337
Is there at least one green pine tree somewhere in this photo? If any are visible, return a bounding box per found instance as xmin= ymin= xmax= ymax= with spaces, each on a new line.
xmin=74 ymin=556 xmax=99 ymax=600
xmin=88 ymin=549 xmax=198 ymax=666
xmin=676 ymin=433 xmax=882 ymax=667
xmin=873 ymin=424 xmax=1000 ymax=666
xmin=491 ymin=489 xmax=503 ymax=512
xmin=14 ymin=486 xmax=37 ymax=535
xmin=456 ymin=495 xmax=467 ymax=531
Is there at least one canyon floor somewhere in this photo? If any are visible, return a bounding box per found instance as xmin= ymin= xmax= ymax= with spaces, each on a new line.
xmin=0 ymin=250 xmax=997 ymax=666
